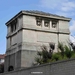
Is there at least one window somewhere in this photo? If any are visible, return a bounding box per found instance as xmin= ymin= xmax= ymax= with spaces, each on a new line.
xmin=11 ymin=19 xmax=17 ymax=32
xmin=52 ymin=21 xmax=57 ymax=28
xmin=36 ymin=17 xmax=42 ymax=26
xmin=44 ymin=20 xmax=49 ymax=27
xmin=8 ymin=66 xmax=14 ymax=71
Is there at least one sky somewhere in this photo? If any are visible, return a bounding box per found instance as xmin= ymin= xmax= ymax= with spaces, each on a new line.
xmin=0 ymin=0 xmax=75 ymax=54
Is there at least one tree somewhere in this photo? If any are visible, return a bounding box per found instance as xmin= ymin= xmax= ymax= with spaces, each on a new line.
xmin=69 ymin=42 xmax=75 ymax=52
xmin=35 ymin=43 xmax=55 ymax=64
xmin=35 ymin=42 xmax=75 ymax=65
xmin=58 ymin=42 xmax=73 ymax=59
xmin=64 ymin=45 xmax=73 ymax=59
xmin=58 ymin=42 xmax=65 ymax=58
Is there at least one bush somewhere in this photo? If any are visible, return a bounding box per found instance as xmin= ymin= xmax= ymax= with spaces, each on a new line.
xmin=35 ymin=42 xmax=75 ymax=65
xmin=64 ymin=45 xmax=73 ymax=59
xmin=52 ymin=53 xmax=62 ymax=61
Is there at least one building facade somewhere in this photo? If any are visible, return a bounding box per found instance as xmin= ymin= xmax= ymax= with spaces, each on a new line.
xmin=0 ymin=54 xmax=5 ymax=64
xmin=5 ymin=10 xmax=71 ymax=72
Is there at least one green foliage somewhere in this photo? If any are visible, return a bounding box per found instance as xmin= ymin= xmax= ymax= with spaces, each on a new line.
xmin=35 ymin=57 xmax=43 ymax=64
xmin=58 ymin=42 xmax=65 ymax=58
xmin=58 ymin=42 xmax=73 ymax=59
xmin=52 ymin=53 xmax=61 ymax=61
xmin=71 ymin=52 xmax=75 ymax=58
xmin=35 ymin=45 xmax=53 ymax=64
xmin=64 ymin=45 xmax=72 ymax=59
xmin=35 ymin=42 xmax=75 ymax=65
xmin=69 ymin=42 xmax=75 ymax=52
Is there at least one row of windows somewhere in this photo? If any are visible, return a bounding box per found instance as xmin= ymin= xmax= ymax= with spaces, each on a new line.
xmin=36 ymin=19 xmax=58 ymax=28
xmin=10 ymin=19 xmax=17 ymax=32
xmin=10 ymin=18 xmax=58 ymax=33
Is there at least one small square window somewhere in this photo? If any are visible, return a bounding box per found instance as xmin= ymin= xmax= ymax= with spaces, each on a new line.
xmin=44 ymin=21 xmax=49 ymax=27
xmin=36 ymin=17 xmax=42 ymax=26
xmin=11 ymin=24 xmax=14 ymax=32
xmin=52 ymin=21 xmax=57 ymax=28
xmin=10 ymin=19 xmax=17 ymax=32
xmin=37 ymin=20 xmax=42 ymax=26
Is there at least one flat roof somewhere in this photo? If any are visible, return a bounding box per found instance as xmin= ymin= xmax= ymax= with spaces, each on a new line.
xmin=6 ymin=10 xmax=71 ymax=25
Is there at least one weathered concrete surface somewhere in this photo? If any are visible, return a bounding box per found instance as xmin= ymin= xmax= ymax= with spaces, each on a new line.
xmin=5 ymin=11 xmax=71 ymax=71
xmin=2 ymin=58 xmax=75 ymax=75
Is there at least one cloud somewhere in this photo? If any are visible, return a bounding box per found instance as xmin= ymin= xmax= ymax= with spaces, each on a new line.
xmin=40 ymin=0 xmax=75 ymax=42
xmin=40 ymin=0 xmax=75 ymax=11
xmin=69 ymin=20 xmax=75 ymax=42
xmin=40 ymin=0 xmax=75 ymax=17
xmin=40 ymin=0 xmax=67 ymax=9
xmin=70 ymin=20 xmax=75 ymax=32
xmin=70 ymin=35 xmax=75 ymax=44
xmin=56 ymin=12 xmax=68 ymax=17
xmin=61 ymin=2 xmax=75 ymax=12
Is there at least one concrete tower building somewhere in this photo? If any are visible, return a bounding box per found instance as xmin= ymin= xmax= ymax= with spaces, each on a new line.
xmin=5 ymin=10 xmax=71 ymax=71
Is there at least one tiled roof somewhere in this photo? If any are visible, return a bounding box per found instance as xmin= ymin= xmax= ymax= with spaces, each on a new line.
xmin=0 ymin=54 xmax=5 ymax=59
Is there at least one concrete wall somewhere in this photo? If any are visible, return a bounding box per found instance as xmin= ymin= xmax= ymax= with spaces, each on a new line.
xmin=59 ymin=20 xmax=70 ymax=33
xmin=21 ymin=50 xmax=37 ymax=67
xmin=7 ymin=38 xmax=11 ymax=49
xmin=2 ymin=58 xmax=75 ymax=75
xmin=59 ymin=34 xmax=69 ymax=44
xmin=23 ymin=15 xmax=58 ymax=31
xmin=6 ymin=15 xmax=70 ymax=53
xmin=22 ymin=29 xmax=58 ymax=52
xmin=59 ymin=20 xmax=69 ymax=29
xmin=5 ymin=51 xmax=21 ymax=72
xmin=5 ymin=14 xmax=70 ymax=71
xmin=23 ymin=15 xmax=36 ymax=28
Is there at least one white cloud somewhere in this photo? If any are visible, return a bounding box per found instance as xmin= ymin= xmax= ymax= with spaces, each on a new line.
xmin=40 ymin=0 xmax=75 ymax=11
xmin=40 ymin=0 xmax=75 ymax=42
xmin=56 ymin=12 xmax=68 ymax=17
xmin=70 ymin=20 xmax=75 ymax=32
xmin=69 ymin=20 xmax=75 ymax=42
xmin=70 ymin=35 xmax=75 ymax=43
xmin=61 ymin=2 xmax=75 ymax=11
xmin=40 ymin=0 xmax=67 ymax=9
xmin=40 ymin=0 xmax=75 ymax=16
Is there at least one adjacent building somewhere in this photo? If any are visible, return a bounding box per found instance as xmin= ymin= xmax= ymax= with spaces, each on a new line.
xmin=5 ymin=10 xmax=71 ymax=72
xmin=0 ymin=54 xmax=5 ymax=64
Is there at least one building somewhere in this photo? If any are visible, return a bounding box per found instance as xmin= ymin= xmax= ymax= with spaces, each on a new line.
xmin=5 ymin=10 xmax=71 ymax=72
xmin=0 ymin=54 xmax=5 ymax=73
xmin=0 ymin=54 xmax=5 ymax=64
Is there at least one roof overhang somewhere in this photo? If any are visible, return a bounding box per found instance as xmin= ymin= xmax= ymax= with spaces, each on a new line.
xmin=6 ymin=10 xmax=71 ymax=26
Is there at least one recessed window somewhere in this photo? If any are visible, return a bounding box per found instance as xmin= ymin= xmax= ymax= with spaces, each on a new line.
xmin=52 ymin=21 xmax=57 ymax=28
xmin=49 ymin=42 xmax=55 ymax=50
xmin=36 ymin=17 xmax=42 ymax=26
xmin=8 ymin=66 xmax=14 ymax=71
xmin=11 ymin=19 xmax=17 ymax=32
xmin=44 ymin=21 xmax=49 ymax=27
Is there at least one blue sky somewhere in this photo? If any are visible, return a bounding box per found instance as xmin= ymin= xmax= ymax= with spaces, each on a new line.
xmin=0 ymin=0 xmax=75 ymax=54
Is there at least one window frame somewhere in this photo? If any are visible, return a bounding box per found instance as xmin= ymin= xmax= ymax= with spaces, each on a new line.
xmin=10 ymin=19 xmax=17 ymax=32
xmin=52 ymin=20 xmax=57 ymax=28
xmin=44 ymin=20 xmax=50 ymax=27
xmin=36 ymin=17 xmax=42 ymax=26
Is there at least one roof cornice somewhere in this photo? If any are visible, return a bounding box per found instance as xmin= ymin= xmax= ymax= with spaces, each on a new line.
xmin=6 ymin=10 xmax=71 ymax=26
